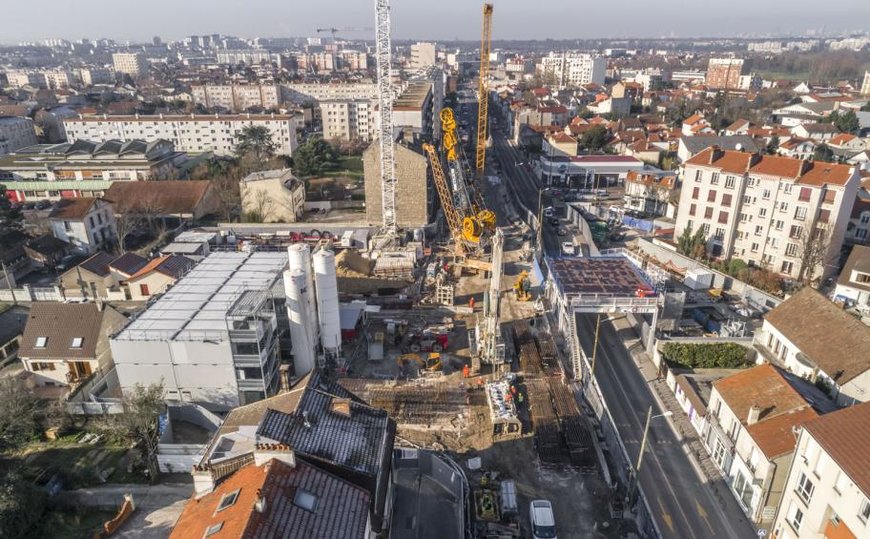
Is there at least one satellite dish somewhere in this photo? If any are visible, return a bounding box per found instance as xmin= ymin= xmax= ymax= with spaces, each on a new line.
xmin=735 ymin=143 xmax=744 ymax=152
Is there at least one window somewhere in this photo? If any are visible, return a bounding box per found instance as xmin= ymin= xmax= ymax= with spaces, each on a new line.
xmin=707 ymin=190 xmax=717 ymax=203
xmin=711 ymin=172 xmax=720 ymax=185
xmin=97 ymin=213 xmax=103 ymax=225
xmin=759 ymin=207 xmax=767 ymax=217
xmin=794 ymin=207 xmax=807 ymax=221
xmin=751 ymin=243 xmax=759 ymax=252
xmin=818 ymin=209 xmax=830 ymax=223
xmin=789 ymin=225 xmax=803 ymax=239
xmin=799 ymin=187 xmax=812 ymax=202
xmin=785 ymin=243 xmax=798 ymax=257
xmin=834 ymin=471 xmax=849 ymax=495
xmin=780 ymin=261 xmax=794 ymax=274
xmin=796 ymin=473 xmax=815 ymax=504
xmin=783 ymin=184 xmax=793 ymax=195
xmin=787 ymin=502 xmax=804 ymax=532
xmin=860 ymin=498 xmax=870 ymax=522
xmin=32 ymin=362 xmax=56 ymax=371
xmin=732 ymin=473 xmax=754 ymax=510
xmin=755 ymin=225 xmax=763 ymax=236
xmin=35 ymin=337 xmax=48 ymax=348
xmin=740 ymin=213 xmax=750 ymax=223
xmin=743 ymin=195 xmax=754 ymax=205
xmin=722 ymin=194 xmax=732 ymax=207
xmin=139 ymin=284 xmax=150 ymax=296
xmin=862 ymin=214 xmax=870 ymax=225
xmin=689 ymin=204 xmax=697 ymax=216
xmin=714 ymin=227 xmax=725 ymax=239
xmin=216 ymin=489 xmax=240 ymax=512
xmin=705 ymin=207 xmax=713 ymax=219
xmin=702 ymin=223 xmax=710 ymax=235
xmin=63 ymin=221 xmax=72 ymax=232
xmin=718 ymin=211 xmax=729 ymax=224
xmin=725 ymin=176 xmax=736 ymax=189
xmin=823 ymin=190 xmax=836 ymax=204
xmin=762 ymin=189 xmax=771 ymax=199
xmin=204 ymin=522 xmax=224 ymax=537
xmin=779 ymin=201 xmax=789 ymax=213
xmin=692 ymin=187 xmax=699 ymax=199
xmin=70 ymin=337 xmax=83 ymax=349
xmin=293 ymin=489 xmax=318 ymax=512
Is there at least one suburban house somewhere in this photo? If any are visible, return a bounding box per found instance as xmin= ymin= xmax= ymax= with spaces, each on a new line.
xmin=778 ymin=138 xmax=817 ymax=161
xmin=239 ymin=169 xmax=306 ymax=223
xmin=103 ymin=180 xmax=220 ymax=223
xmin=845 ymin=194 xmax=870 ymax=245
xmin=724 ymin=119 xmax=752 ymax=136
xmin=0 ymin=305 xmax=28 ymax=366
xmin=623 ymin=171 xmax=678 ymax=218
xmin=771 ymin=401 xmax=870 ymax=539
xmin=834 ymin=245 xmax=870 ymax=312
xmin=17 ymin=302 xmax=127 ymax=393
xmin=126 ymin=255 xmax=196 ymax=300
xmin=176 ymin=371 xmax=396 ymax=538
xmin=702 ymin=364 xmax=837 ymax=528
xmin=755 ymin=287 xmax=870 ymax=406
xmin=681 ymin=113 xmax=714 ymax=137
xmin=59 ymin=251 xmax=148 ymax=299
xmin=790 ymin=123 xmax=840 ymax=142
xmin=48 ymin=197 xmax=117 ymax=255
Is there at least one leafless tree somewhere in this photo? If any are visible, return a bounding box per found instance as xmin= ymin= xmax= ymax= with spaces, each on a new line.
xmin=243 ymin=188 xmax=274 ymax=223
xmin=114 ymin=212 xmax=141 ymax=252
xmin=138 ymin=192 xmax=166 ymax=234
xmin=797 ymin=223 xmax=834 ymax=285
xmin=110 ymin=382 xmax=165 ymax=483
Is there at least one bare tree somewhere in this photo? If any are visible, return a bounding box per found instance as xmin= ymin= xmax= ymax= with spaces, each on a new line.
xmin=243 ymin=188 xmax=274 ymax=223
xmin=138 ymin=192 xmax=166 ymax=234
xmin=111 ymin=382 xmax=165 ymax=483
xmin=797 ymin=223 xmax=834 ymax=285
xmin=114 ymin=212 xmax=141 ymax=252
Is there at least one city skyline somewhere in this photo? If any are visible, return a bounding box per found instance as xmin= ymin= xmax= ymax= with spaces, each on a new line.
xmin=3 ymin=0 xmax=870 ymax=44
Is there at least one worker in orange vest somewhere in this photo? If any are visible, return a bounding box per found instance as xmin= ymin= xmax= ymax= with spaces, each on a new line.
xmin=469 ymin=297 xmax=475 ymax=310
xmin=462 ymin=364 xmax=470 ymax=378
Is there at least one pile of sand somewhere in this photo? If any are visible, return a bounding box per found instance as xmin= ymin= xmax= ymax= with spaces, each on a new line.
xmin=336 ymin=249 xmax=375 ymax=278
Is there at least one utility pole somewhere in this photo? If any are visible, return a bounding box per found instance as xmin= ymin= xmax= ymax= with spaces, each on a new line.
xmin=628 ymin=406 xmax=673 ymax=503
xmin=589 ymin=313 xmax=601 ymax=382
xmin=535 ymin=188 xmax=544 ymax=255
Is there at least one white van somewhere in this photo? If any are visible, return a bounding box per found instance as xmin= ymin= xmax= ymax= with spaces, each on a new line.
xmin=530 ymin=500 xmax=557 ymax=539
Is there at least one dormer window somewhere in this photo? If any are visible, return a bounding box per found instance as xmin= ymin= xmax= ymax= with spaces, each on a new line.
xmin=215 ymin=489 xmax=240 ymax=512
xmin=35 ymin=337 xmax=48 ymax=348
xmin=71 ymin=337 xmax=83 ymax=349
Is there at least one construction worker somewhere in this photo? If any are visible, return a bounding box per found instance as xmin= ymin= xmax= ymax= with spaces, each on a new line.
xmin=462 ymin=364 xmax=470 ymax=378
xmin=469 ymin=297 xmax=475 ymax=310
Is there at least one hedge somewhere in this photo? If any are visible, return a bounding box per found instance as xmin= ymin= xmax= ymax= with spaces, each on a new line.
xmin=661 ymin=342 xmax=752 ymax=369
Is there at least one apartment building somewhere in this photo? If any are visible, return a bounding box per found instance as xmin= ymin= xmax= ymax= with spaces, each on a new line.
xmin=623 ymin=171 xmax=678 ymax=218
xmin=216 ymin=49 xmax=272 ymax=65
xmin=706 ymin=58 xmax=745 ymax=90
xmin=3 ymin=70 xmax=42 ymax=88
xmin=702 ymin=364 xmax=837 ymax=528
xmin=0 ymin=139 xmax=194 ymax=202
xmin=190 ymin=84 xmax=280 ymax=112
xmin=112 ymin=52 xmax=148 ymax=76
xmin=410 ymin=42 xmax=437 ymax=69
xmin=321 ymin=99 xmax=376 ymax=141
xmin=771 ymin=402 xmax=870 ymax=539
xmin=79 ymin=67 xmax=114 ymax=86
xmin=675 ymin=148 xmax=860 ymax=280
xmin=0 ymin=116 xmax=38 ymax=155
xmin=393 ymin=81 xmax=435 ymax=140
xmin=63 ymin=113 xmax=300 ymax=156
xmin=42 ymin=69 xmax=76 ymax=89
xmin=539 ymin=52 xmax=606 ymax=88
xmin=110 ymin=251 xmax=288 ymax=411
xmin=755 ymin=287 xmax=870 ymax=406
xmin=282 ymin=82 xmax=378 ymax=103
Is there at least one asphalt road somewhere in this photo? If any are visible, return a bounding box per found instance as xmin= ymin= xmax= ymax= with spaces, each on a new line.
xmin=574 ymin=313 xmax=757 ymax=539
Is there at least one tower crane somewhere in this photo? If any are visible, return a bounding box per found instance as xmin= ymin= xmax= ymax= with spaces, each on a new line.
xmin=475 ymin=3 xmax=494 ymax=179
xmin=374 ymin=0 xmax=398 ymax=237
xmin=315 ymin=26 xmax=374 ymax=40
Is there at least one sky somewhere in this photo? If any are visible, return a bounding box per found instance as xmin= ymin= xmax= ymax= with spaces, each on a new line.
xmin=3 ymin=0 xmax=870 ymax=43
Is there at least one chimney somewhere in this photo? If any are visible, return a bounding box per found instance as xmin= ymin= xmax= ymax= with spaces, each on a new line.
xmin=253 ymin=442 xmax=296 ymax=468
xmin=278 ymin=364 xmax=291 ymax=393
xmin=709 ymin=145 xmax=724 ymax=164
xmin=747 ymin=404 xmax=762 ymax=425
xmin=254 ymin=489 xmax=267 ymax=514
xmin=192 ymin=465 xmax=216 ymax=496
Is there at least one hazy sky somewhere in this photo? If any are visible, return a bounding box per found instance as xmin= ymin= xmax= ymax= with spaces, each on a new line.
xmin=4 ymin=0 xmax=870 ymax=43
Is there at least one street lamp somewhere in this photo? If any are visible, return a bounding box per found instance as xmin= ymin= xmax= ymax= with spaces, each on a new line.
xmin=627 ymin=405 xmax=673 ymax=503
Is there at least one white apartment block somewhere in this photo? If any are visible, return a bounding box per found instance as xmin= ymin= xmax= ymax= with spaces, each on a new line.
xmin=42 ymin=69 xmax=76 ymax=89
xmin=771 ymin=402 xmax=870 ymax=539
xmin=410 ymin=42 xmax=437 ymax=69
xmin=79 ymin=67 xmax=115 ymax=86
xmin=191 ymin=84 xmax=281 ymax=112
xmin=64 ymin=113 xmax=300 ymax=157
xmin=282 ymin=83 xmax=378 ymax=103
xmin=112 ymin=52 xmax=148 ymax=76
xmin=216 ymin=49 xmax=272 ymax=65
xmin=675 ymin=148 xmax=859 ymax=280
xmin=861 ymin=71 xmax=870 ymax=97
xmin=3 ymin=70 xmax=41 ymax=88
xmin=539 ymin=52 xmax=606 ymax=88
xmin=321 ymin=100 xmax=376 ymax=142
xmin=0 ymin=116 xmax=38 ymax=156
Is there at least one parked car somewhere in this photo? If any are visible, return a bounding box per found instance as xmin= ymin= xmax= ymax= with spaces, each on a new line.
xmin=530 ymin=500 xmax=557 ymax=539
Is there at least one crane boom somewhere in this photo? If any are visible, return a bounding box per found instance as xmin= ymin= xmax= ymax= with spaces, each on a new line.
xmin=475 ymin=3 xmax=493 ymax=179
xmin=423 ymin=143 xmax=463 ymax=244
xmin=375 ymin=0 xmax=397 ymax=234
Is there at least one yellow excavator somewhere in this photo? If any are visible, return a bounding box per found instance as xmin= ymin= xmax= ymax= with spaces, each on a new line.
xmin=513 ymin=271 xmax=532 ymax=301
xmin=397 ymin=353 xmax=443 ymax=376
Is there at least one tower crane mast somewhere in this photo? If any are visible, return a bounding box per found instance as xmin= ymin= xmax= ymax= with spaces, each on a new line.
xmin=374 ymin=0 xmax=397 ymax=235
xmin=475 ymin=3 xmax=494 ymax=179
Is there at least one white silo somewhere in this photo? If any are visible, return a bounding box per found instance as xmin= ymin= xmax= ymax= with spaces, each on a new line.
xmin=313 ymin=248 xmax=342 ymax=362
xmin=283 ymin=269 xmax=317 ymax=376
xmin=287 ymin=244 xmax=318 ymax=351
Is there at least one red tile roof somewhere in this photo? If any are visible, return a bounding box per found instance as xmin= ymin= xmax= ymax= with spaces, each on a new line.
xmin=714 ymin=364 xmax=810 ymax=426
xmin=171 ymin=458 xmax=370 ymax=539
xmin=828 ymin=133 xmax=857 ymax=146
xmin=104 ymin=180 xmax=212 ymax=215
xmin=802 ymin=401 xmax=870 ymax=497
xmin=683 ymin=113 xmax=705 ymax=125
xmin=746 ymin=406 xmax=818 ymax=459
xmin=686 ymin=148 xmax=854 ymax=186
xmin=48 ymin=197 xmax=102 ymax=220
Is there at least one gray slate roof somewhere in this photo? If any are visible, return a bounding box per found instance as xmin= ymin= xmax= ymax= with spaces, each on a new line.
xmin=680 ymin=135 xmax=763 ymax=157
